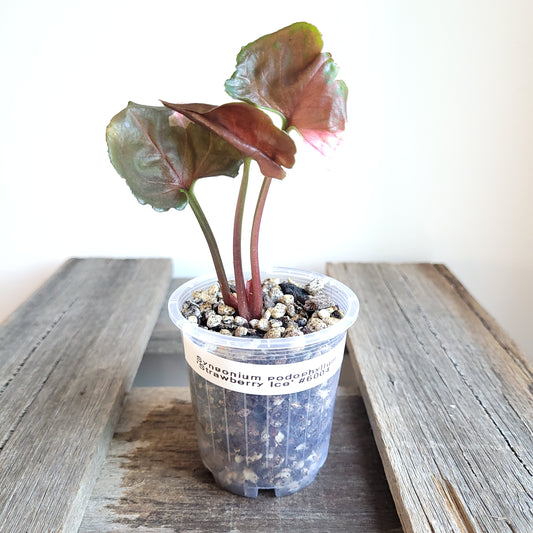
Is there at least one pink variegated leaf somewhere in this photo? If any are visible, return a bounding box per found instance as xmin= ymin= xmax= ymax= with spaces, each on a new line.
xmin=225 ymin=22 xmax=348 ymax=152
xmin=162 ymin=101 xmax=296 ymax=179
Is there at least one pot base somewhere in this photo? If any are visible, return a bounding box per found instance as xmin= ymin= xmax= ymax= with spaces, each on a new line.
xmin=211 ymin=468 xmax=321 ymax=498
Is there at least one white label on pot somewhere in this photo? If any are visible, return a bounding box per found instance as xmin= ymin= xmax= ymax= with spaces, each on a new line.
xmin=183 ymin=337 xmax=345 ymax=395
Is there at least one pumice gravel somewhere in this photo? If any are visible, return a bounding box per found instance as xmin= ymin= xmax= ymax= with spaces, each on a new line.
xmin=181 ymin=277 xmax=345 ymax=338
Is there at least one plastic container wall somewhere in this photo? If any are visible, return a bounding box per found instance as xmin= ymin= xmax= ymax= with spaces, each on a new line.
xmin=168 ymin=267 xmax=359 ymax=497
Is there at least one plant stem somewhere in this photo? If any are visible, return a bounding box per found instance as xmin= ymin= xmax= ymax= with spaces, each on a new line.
xmin=248 ymin=120 xmax=290 ymax=319
xmin=233 ymin=158 xmax=251 ymax=320
xmin=186 ymin=186 xmax=238 ymax=309
xmin=249 ymin=175 xmax=272 ymax=318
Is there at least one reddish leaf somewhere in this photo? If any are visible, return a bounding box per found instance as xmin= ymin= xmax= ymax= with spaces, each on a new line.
xmin=225 ymin=22 xmax=347 ymax=153
xmin=106 ymin=102 xmax=243 ymax=210
xmin=161 ymin=101 xmax=296 ymax=179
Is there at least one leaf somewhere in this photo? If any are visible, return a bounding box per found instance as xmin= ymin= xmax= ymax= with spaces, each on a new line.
xmin=161 ymin=101 xmax=296 ymax=179
xmin=106 ymin=102 xmax=243 ymax=211
xmin=225 ymin=22 xmax=348 ymax=153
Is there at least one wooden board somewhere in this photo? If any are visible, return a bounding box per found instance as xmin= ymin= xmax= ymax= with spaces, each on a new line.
xmin=79 ymin=387 xmax=402 ymax=532
xmin=0 ymin=258 xmax=172 ymax=533
xmin=327 ymin=262 xmax=533 ymax=533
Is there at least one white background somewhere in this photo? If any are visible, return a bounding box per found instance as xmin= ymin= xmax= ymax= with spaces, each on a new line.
xmin=1 ymin=1 xmax=532 ymax=361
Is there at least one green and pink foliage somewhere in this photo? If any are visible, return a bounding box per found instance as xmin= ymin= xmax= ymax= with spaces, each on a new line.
xmin=106 ymin=22 xmax=347 ymax=320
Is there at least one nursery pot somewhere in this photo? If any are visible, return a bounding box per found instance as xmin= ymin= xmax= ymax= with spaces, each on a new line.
xmin=168 ymin=267 xmax=359 ymax=498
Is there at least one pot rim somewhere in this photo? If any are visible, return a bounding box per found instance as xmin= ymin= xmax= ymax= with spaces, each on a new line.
xmin=168 ymin=266 xmax=359 ymax=351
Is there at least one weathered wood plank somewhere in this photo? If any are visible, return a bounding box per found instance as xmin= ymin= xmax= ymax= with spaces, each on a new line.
xmin=0 ymin=258 xmax=172 ymax=533
xmin=79 ymin=387 xmax=402 ymax=532
xmin=327 ymin=262 xmax=533 ymax=533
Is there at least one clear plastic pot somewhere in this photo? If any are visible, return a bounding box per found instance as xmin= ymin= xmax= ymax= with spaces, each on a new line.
xmin=168 ymin=267 xmax=359 ymax=497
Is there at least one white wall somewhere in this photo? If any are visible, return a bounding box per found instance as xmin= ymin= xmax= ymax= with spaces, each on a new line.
xmin=1 ymin=1 xmax=532 ymax=360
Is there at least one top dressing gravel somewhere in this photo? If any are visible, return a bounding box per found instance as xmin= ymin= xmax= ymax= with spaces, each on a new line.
xmin=181 ymin=277 xmax=345 ymax=338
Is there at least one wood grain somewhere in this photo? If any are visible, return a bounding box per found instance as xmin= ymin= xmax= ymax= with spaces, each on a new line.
xmin=327 ymin=262 xmax=533 ymax=533
xmin=0 ymin=258 xmax=172 ymax=533
xmin=79 ymin=387 xmax=402 ymax=532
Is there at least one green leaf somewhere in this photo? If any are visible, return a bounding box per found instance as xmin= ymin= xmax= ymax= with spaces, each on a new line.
xmin=161 ymin=101 xmax=296 ymax=179
xmin=106 ymin=102 xmax=243 ymax=211
xmin=225 ymin=22 xmax=348 ymax=153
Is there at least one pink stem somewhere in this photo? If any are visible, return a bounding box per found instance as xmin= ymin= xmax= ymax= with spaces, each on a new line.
xmin=233 ymin=159 xmax=251 ymax=320
xmin=249 ymin=176 xmax=272 ymax=319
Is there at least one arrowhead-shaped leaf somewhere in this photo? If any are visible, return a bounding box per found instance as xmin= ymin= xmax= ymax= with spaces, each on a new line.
xmin=106 ymin=102 xmax=243 ymax=210
xmin=225 ymin=22 xmax=348 ymax=153
xmin=161 ymin=101 xmax=296 ymax=179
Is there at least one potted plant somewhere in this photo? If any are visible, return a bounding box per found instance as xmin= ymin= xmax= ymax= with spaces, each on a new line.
xmin=106 ymin=22 xmax=359 ymax=497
